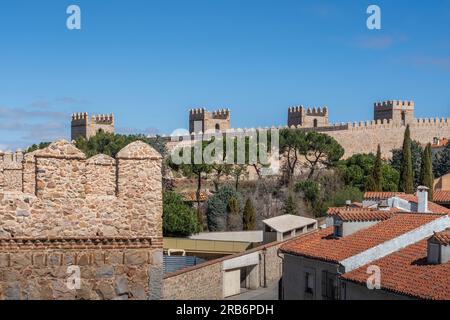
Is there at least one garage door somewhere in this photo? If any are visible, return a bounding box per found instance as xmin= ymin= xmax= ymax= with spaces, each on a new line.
xmin=223 ymin=269 xmax=241 ymax=298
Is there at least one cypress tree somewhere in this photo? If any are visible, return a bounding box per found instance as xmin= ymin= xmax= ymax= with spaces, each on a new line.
xmin=243 ymin=198 xmax=256 ymax=231
xmin=367 ymin=145 xmax=383 ymax=192
xmin=420 ymin=143 xmax=434 ymax=200
xmin=399 ymin=125 xmax=414 ymax=193
xmin=282 ymin=193 xmax=298 ymax=215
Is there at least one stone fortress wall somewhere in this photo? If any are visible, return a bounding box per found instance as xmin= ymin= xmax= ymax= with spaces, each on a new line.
xmin=189 ymin=108 xmax=231 ymax=134
xmin=168 ymin=100 xmax=450 ymax=159
xmin=71 ymin=113 xmax=115 ymax=141
xmin=0 ymin=140 xmax=163 ymax=300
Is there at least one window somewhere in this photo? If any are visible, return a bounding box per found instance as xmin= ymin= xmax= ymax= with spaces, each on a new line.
xmin=313 ymin=119 xmax=318 ymax=128
xmin=304 ymin=272 xmax=314 ymax=295
xmin=321 ymin=271 xmax=339 ymax=300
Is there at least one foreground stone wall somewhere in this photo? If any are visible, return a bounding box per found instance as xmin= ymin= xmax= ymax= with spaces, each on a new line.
xmin=164 ymin=259 xmax=223 ymax=300
xmin=0 ymin=238 xmax=162 ymax=300
xmin=0 ymin=140 xmax=164 ymax=300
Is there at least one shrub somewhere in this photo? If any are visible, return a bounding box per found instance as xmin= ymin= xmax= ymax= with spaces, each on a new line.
xmin=163 ymin=192 xmax=200 ymax=237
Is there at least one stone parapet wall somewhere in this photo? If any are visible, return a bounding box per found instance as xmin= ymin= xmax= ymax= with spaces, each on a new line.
xmin=0 ymin=140 xmax=163 ymax=239
xmin=0 ymin=139 xmax=164 ymax=300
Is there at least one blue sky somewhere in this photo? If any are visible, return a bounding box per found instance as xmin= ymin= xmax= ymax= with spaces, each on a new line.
xmin=0 ymin=0 xmax=449 ymax=149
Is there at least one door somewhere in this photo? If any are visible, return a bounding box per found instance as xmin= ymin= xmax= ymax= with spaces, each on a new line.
xmin=223 ymin=269 xmax=241 ymax=297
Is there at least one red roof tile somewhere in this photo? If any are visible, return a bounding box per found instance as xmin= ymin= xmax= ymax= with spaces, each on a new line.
xmin=433 ymin=191 xmax=450 ymax=204
xmin=431 ymin=138 xmax=448 ymax=149
xmin=431 ymin=228 xmax=450 ymax=245
xmin=363 ymin=192 xmax=450 ymax=214
xmin=280 ymin=214 xmax=441 ymax=263
xmin=341 ymin=240 xmax=450 ymax=300
xmin=364 ymin=192 xmax=405 ymax=200
xmin=336 ymin=210 xmax=393 ymax=222
xmin=327 ymin=205 xmax=365 ymax=215
xmin=396 ymin=194 xmax=450 ymax=214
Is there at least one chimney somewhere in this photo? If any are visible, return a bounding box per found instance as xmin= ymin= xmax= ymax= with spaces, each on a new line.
xmin=417 ymin=186 xmax=429 ymax=213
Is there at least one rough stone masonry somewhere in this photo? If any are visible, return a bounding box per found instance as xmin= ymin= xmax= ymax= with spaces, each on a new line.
xmin=0 ymin=140 xmax=163 ymax=300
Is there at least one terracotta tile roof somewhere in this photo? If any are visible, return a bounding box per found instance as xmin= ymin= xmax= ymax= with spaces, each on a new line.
xmin=280 ymin=214 xmax=441 ymax=263
xmin=431 ymin=228 xmax=450 ymax=245
xmin=327 ymin=205 xmax=364 ymax=215
xmin=364 ymin=192 xmax=405 ymax=200
xmin=363 ymin=192 xmax=450 ymax=214
xmin=341 ymin=240 xmax=450 ymax=300
xmin=433 ymin=191 xmax=450 ymax=204
xmin=336 ymin=210 xmax=393 ymax=222
xmin=431 ymin=138 xmax=448 ymax=149
xmin=396 ymin=194 xmax=450 ymax=214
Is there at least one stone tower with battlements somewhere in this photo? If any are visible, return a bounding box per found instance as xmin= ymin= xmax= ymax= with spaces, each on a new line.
xmin=374 ymin=100 xmax=415 ymax=125
xmin=189 ymin=108 xmax=231 ymax=133
xmin=71 ymin=112 xmax=115 ymax=140
xmin=288 ymin=106 xmax=329 ymax=128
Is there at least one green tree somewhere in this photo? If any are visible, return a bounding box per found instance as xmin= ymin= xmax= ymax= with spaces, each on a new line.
xmin=75 ymin=130 xmax=167 ymax=158
xmin=206 ymin=186 xmax=242 ymax=231
xmin=337 ymin=153 xmax=399 ymax=192
xmin=398 ymin=125 xmax=414 ymax=193
xmin=433 ymin=142 xmax=450 ymax=178
xmin=302 ymin=131 xmax=345 ymax=179
xmin=320 ymin=186 xmax=363 ymax=216
xmin=26 ymin=142 xmax=51 ymax=153
xmin=231 ymin=165 xmax=247 ymax=191
xmin=163 ymin=192 xmax=200 ymax=237
xmin=282 ymin=193 xmax=298 ymax=215
xmin=366 ymin=145 xmax=383 ymax=192
xmin=392 ymin=139 xmax=423 ymax=189
xmin=279 ymin=129 xmax=307 ymax=183
xmin=381 ymin=164 xmax=400 ymax=192
xmin=420 ymin=143 xmax=434 ymax=200
xmin=295 ymin=180 xmax=320 ymax=204
xmin=242 ymin=198 xmax=256 ymax=231
xmin=170 ymin=140 xmax=215 ymax=229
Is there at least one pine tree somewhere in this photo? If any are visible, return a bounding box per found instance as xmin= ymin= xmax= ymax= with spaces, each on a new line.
xmin=367 ymin=145 xmax=383 ymax=192
xmin=282 ymin=194 xmax=298 ymax=215
xmin=420 ymin=143 xmax=434 ymax=200
xmin=243 ymin=198 xmax=256 ymax=231
xmin=399 ymin=125 xmax=414 ymax=193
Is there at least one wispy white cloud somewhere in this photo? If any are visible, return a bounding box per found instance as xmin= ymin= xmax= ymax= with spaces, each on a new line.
xmin=354 ymin=35 xmax=395 ymax=49
xmin=29 ymin=98 xmax=52 ymax=109
xmin=0 ymin=106 xmax=68 ymax=120
xmin=406 ymin=56 xmax=450 ymax=71
xmin=308 ymin=3 xmax=338 ymax=18
xmin=56 ymin=97 xmax=90 ymax=105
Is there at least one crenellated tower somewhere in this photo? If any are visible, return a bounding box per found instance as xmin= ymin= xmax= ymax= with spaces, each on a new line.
xmin=189 ymin=108 xmax=231 ymax=133
xmin=374 ymin=100 xmax=415 ymax=125
xmin=287 ymin=106 xmax=329 ymax=128
xmin=71 ymin=112 xmax=115 ymax=140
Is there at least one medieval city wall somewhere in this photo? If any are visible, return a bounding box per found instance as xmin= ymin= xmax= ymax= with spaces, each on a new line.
xmin=327 ymin=118 xmax=450 ymax=158
xmin=165 ymin=117 xmax=450 ymax=159
xmin=0 ymin=140 xmax=164 ymax=300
